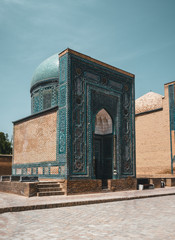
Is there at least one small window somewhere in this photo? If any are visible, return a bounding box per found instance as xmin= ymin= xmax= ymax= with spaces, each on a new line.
xmin=43 ymin=91 xmax=52 ymax=109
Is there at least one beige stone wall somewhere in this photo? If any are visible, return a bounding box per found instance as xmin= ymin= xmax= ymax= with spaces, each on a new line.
xmin=136 ymin=85 xmax=171 ymax=176
xmin=13 ymin=111 xmax=57 ymax=165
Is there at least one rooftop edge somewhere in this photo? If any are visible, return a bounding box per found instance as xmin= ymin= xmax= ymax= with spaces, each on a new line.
xmin=59 ymin=48 xmax=135 ymax=78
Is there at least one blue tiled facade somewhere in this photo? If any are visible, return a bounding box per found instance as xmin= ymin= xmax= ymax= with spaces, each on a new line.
xmin=168 ymin=84 xmax=175 ymax=174
xmin=12 ymin=49 xmax=136 ymax=180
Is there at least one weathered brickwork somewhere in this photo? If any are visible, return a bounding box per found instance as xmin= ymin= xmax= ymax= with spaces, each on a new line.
xmin=13 ymin=111 xmax=57 ymax=165
xmin=108 ymin=178 xmax=137 ymax=191
xmin=136 ymin=84 xmax=171 ymax=176
xmin=0 ymin=181 xmax=37 ymax=197
xmin=66 ymin=180 xmax=102 ymax=194
xmin=66 ymin=178 xmax=137 ymax=195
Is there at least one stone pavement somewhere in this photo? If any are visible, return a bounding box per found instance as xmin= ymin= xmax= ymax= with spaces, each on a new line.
xmin=1 ymin=194 xmax=175 ymax=239
xmin=0 ymin=187 xmax=175 ymax=214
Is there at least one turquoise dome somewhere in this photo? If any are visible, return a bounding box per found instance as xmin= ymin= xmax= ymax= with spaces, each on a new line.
xmin=31 ymin=53 xmax=59 ymax=89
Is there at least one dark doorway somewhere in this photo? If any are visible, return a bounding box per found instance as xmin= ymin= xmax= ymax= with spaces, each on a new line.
xmin=94 ymin=134 xmax=113 ymax=180
xmin=93 ymin=109 xmax=113 ymax=187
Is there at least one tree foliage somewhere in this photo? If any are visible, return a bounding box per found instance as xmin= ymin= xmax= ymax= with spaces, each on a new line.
xmin=0 ymin=132 xmax=12 ymax=154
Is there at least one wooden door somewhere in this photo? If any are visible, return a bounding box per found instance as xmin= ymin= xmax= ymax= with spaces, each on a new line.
xmin=94 ymin=134 xmax=113 ymax=180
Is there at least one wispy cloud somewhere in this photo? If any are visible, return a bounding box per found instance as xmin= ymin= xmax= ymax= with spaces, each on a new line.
xmin=116 ymin=40 xmax=175 ymax=62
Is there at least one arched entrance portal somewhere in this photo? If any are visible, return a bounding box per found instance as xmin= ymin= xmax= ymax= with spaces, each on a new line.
xmin=93 ymin=109 xmax=113 ymax=186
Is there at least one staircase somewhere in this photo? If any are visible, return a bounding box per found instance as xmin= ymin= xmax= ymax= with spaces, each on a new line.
xmin=37 ymin=182 xmax=65 ymax=197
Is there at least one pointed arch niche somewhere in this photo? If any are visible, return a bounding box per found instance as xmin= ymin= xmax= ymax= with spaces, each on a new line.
xmin=93 ymin=108 xmax=113 ymax=182
xmin=95 ymin=109 xmax=112 ymax=135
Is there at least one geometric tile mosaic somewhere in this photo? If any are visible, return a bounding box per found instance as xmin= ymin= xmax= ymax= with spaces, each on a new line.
xmin=33 ymin=168 xmax=37 ymax=175
xmin=38 ymin=167 xmax=43 ymax=175
xmin=27 ymin=168 xmax=31 ymax=175
xmin=60 ymin=166 xmax=65 ymax=175
xmin=16 ymin=168 xmax=22 ymax=175
xmin=44 ymin=167 xmax=49 ymax=175
xmin=50 ymin=166 xmax=59 ymax=175
xmin=23 ymin=168 xmax=27 ymax=175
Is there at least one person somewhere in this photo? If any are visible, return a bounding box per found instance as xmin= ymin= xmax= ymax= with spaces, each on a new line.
xmin=161 ymin=179 xmax=165 ymax=188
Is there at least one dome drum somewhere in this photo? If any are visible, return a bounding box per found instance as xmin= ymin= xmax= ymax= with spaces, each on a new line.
xmin=30 ymin=78 xmax=58 ymax=94
xmin=31 ymin=83 xmax=58 ymax=114
xmin=30 ymin=53 xmax=59 ymax=114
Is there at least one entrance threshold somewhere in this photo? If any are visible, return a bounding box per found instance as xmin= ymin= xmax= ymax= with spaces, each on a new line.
xmin=102 ymin=179 xmax=108 ymax=189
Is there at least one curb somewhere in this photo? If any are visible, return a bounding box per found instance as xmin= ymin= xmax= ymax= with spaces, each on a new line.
xmin=0 ymin=192 xmax=175 ymax=214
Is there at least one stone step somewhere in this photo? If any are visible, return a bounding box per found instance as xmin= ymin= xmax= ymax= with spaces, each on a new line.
xmin=37 ymin=191 xmax=65 ymax=197
xmin=38 ymin=181 xmax=59 ymax=184
xmin=36 ymin=181 xmax=65 ymax=197
xmin=37 ymin=187 xmax=62 ymax=192
xmin=37 ymin=183 xmax=61 ymax=188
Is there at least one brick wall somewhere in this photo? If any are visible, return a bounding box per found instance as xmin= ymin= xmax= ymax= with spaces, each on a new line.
xmin=13 ymin=111 xmax=57 ymax=165
xmin=136 ymin=85 xmax=171 ymax=176
xmin=0 ymin=155 xmax=12 ymax=175
xmin=0 ymin=181 xmax=37 ymax=197
xmin=66 ymin=178 xmax=137 ymax=194
xmin=66 ymin=180 xmax=102 ymax=194
xmin=108 ymin=178 xmax=137 ymax=191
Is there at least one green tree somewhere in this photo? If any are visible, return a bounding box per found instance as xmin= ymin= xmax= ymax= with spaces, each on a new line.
xmin=0 ymin=132 xmax=12 ymax=154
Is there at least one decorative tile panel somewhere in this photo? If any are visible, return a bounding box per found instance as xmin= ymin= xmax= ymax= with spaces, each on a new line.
xmin=59 ymin=55 xmax=67 ymax=84
xmin=27 ymin=168 xmax=31 ymax=175
xmin=121 ymin=83 xmax=134 ymax=176
xmin=50 ymin=166 xmax=59 ymax=175
xmin=23 ymin=168 xmax=27 ymax=175
xmin=33 ymin=168 xmax=37 ymax=175
xmin=16 ymin=168 xmax=22 ymax=175
xmin=38 ymin=167 xmax=43 ymax=175
xmin=169 ymin=84 xmax=175 ymax=174
xmin=59 ymin=108 xmax=66 ymax=154
xmin=59 ymin=84 xmax=66 ymax=107
xmin=33 ymin=94 xmax=40 ymax=113
xmin=57 ymin=53 xmax=68 ymax=168
xmin=44 ymin=167 xmax=49 ymax=175
xmin=60 ymin=166 xmax=65 ymax=175
xmin=71 ymin=68 xmax=86 ymax=174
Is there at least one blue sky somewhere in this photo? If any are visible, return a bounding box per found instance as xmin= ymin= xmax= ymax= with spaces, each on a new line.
xmin=0 ymin=0 xmax=175 ymax=138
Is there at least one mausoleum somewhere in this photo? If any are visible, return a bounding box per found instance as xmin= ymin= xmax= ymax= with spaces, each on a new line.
xmin=136 ymin=82 xmax=175 ymax=178
xmin=12 ymin=49 xmax=136 ymax=194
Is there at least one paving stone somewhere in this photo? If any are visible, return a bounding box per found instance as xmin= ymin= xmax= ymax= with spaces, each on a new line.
xmin=1 ymin=195 xmax=175 ymax=239
xmin=1 ymin=188 xmax=175 ymax=239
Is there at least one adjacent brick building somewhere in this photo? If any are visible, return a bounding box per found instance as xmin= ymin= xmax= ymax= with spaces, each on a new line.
xmin=135 ymin=82 xmax=175 ymax=177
